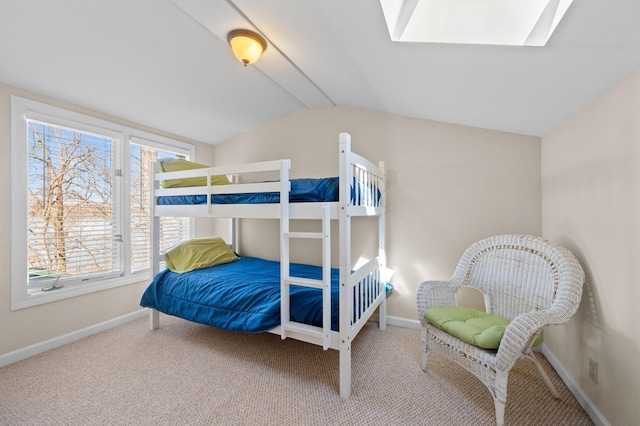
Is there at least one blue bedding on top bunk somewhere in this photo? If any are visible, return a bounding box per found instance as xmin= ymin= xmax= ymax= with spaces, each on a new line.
xmin=140 ymin=256 xmax=341 ymax=332
xmin=157 ymin=177 xmax=340 ymax=205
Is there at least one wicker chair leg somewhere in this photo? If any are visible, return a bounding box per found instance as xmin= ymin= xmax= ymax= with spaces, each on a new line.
xmin=494 ymin=371 xmax=509 ymax=426
xmin=524 ymin=349 xmax=560 ymax=398
xmin=494 ymin=397 xmax=506 ymax=426
xmin=421 ymin=350 xmax=429 ymax=371
xmin=420 ymin=329 xmax=429 ymax=371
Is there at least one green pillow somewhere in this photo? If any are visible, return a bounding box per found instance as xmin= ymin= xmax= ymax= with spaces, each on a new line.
xmin=159 ymin=158 xmax=230 ymax=188
xmin=424 ymin=307 xmax=541 ymax=350
xmin=163 ymin=237 xmax=238 ymax=273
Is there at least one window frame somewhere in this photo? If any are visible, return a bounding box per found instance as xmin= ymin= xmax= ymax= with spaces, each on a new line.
xmin=11 ymin=96 xmax=196 ymax=310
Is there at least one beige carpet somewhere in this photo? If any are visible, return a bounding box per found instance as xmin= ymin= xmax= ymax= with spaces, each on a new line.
xmin=0 ymin=315 xmax=593 ymax=426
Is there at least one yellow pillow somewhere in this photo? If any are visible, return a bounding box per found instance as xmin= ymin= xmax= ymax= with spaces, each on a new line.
xmin=159 ymin=158 xmax=229 ymax=188
xmin=163 ymin=237 xmax=239 ymax=273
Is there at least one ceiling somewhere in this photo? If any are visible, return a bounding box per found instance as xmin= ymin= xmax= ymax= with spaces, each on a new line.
xmin=1 ymin=0 xmax=639 ymax=144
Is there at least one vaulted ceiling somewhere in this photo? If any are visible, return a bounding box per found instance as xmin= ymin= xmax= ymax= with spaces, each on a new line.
xmin=1 ymin=0 xmax=639 ymax=144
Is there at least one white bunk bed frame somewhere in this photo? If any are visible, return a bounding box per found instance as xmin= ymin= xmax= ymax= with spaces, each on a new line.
xmin=148 ymin=132 xmax=386 ymax=399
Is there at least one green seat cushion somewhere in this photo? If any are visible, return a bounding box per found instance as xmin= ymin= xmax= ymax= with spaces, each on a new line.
xmin=424 ymin=307 xmax=541 ymax=350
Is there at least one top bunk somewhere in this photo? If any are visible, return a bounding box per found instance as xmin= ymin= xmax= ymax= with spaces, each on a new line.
xmin=152 ymin=133 xmax=385 ymax=220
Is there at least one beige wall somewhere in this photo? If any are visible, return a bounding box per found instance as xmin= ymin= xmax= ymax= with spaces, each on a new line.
xmin=211 ymin=106 xmax=542 ymax=320
xmin=542 ymin=69 xmax=640 ymax=425
xmin=0 ymin=83 xmax=213 ymax=356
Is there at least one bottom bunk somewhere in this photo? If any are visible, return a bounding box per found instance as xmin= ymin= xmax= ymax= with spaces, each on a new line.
xmin=141 ymin=254 xmax=391 ymax=333
xmin=141 ymin=256 xmax=344 ymax=332
xmin=141 ymin=255 xmax=392 ymax=334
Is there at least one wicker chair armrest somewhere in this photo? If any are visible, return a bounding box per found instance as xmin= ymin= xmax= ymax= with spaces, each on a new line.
xmin=495 ymin=310 xmax=560 ymax=371
xmin=416 ymin=280 xmax=460 ymax=324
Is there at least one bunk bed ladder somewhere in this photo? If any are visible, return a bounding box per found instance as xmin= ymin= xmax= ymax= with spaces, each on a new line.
xmin=280 ymin=205 xmax=332 ymax=350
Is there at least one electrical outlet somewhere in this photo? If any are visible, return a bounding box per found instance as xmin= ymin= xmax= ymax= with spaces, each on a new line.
xmin=589 ymin=358 xmax=598 ymax=384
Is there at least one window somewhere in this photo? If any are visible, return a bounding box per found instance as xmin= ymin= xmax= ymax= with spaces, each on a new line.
xmin=11 ymin=96 xmax=195 ymax=309
xmin=129 ymin=138 xmax=191 ymax=272
xmin=380 ymin=0 xmax=574 ymax=46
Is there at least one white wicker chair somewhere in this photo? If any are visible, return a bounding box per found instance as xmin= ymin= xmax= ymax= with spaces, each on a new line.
xmin=416 ymin=234 xmax=584 ymax=426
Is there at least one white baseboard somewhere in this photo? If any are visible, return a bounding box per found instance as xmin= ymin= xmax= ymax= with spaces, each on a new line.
xmin=0 ymin=309 xmax=148 ymax=368
xmin=386 ymin=315 xmax=422 ymax=330
xmin=541 ymin=344 xmax=609 ymax=426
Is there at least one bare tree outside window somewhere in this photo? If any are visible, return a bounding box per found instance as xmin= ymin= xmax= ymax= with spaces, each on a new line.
xmin=27 ymin=121 xmax=119 ymax=283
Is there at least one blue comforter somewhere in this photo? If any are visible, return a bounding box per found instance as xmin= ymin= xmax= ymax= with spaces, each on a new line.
xmin=156 ymin=176 xmax=382 ymax=207
xmin=157 ymin=177 xmax=340 ymax=205
xmin=140 ymin=257 xmax=341 ymax=332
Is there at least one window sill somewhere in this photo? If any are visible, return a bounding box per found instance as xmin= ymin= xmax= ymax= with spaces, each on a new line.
xmin=11 ymin=272 xmax=151 ymax=311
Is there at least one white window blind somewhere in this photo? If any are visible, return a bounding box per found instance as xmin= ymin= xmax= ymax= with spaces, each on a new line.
xmin=129 ymin=142 xmax=191 ymax=272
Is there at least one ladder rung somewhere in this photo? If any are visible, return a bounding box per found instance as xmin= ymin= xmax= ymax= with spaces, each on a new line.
xmin=282 ymin=321 xmax=323 ymax=337
xmin=284 ymin=231 xmax=323 ymax=239
xmin=284 ymin=276 xmax=324 ymax=289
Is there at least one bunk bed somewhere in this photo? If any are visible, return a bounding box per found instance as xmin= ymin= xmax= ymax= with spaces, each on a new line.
xmin=140 ymin=132 xmax=387 ymax=399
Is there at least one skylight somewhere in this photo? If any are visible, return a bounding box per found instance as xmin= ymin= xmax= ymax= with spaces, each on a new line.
xmin=380 ymin=0 xmax=574 ymax=46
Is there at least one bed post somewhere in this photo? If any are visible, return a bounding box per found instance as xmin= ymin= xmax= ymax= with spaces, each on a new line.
xmin=338 ymin=132 xmax=352 ymax=399
xmin=378 ymin=160 xmax=387 ymax=330
xmin=229 ymin=217 xmax=238 ymax=254
xmin=150 ymin=162 xmax=161 ymax=330
xmin=150 ymin=309 xmax=160 ymax=330
xmin=280 ymin=159 xmax=292 ymax=340
xmin=229 ymin=174 xmax=239 ymax=254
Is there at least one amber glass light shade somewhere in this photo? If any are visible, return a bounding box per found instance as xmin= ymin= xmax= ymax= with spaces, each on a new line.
xmin=227 ymin=29 xmax=267 ymax=66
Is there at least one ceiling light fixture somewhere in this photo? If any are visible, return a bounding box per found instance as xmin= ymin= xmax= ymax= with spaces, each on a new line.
xmin=227 ymin=29 xmax=267 ymax=66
